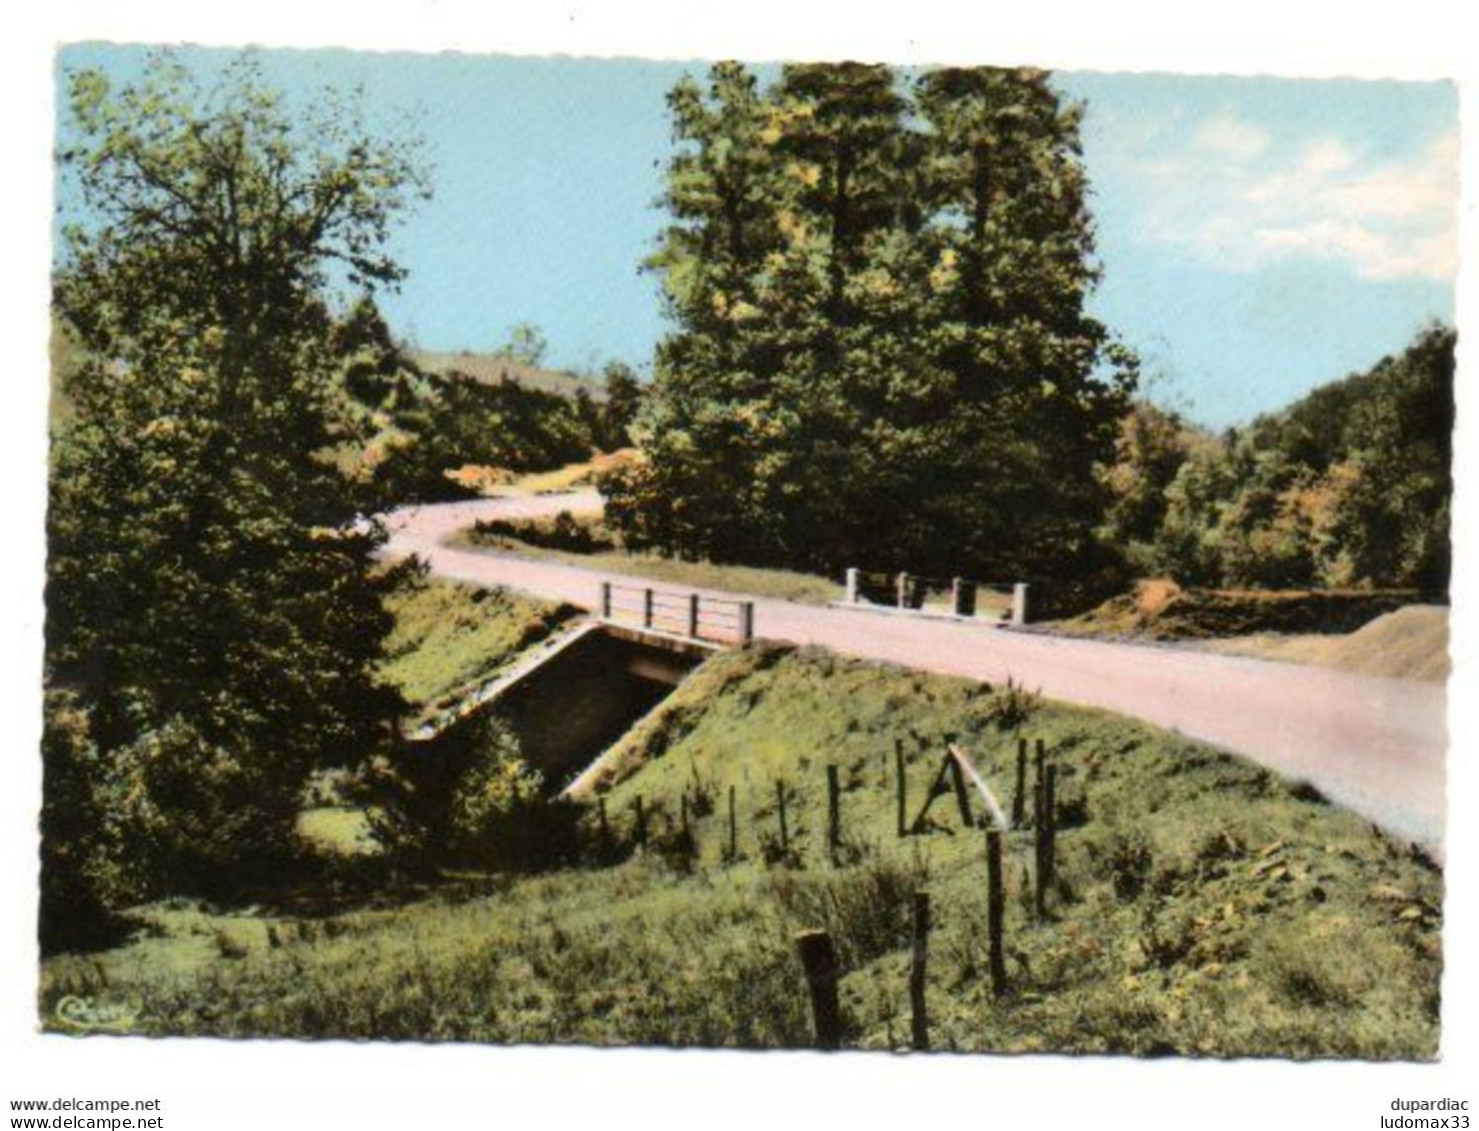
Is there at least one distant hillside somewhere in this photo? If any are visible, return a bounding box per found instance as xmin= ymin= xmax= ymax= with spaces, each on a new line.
xmin=413 ymin=351 xmax=606 ymax=402
xmin=1103 ymin=323 xmax=1454 ymax=594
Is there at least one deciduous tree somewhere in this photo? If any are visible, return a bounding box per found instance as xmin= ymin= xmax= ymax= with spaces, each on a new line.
xmin=608 ymin=62 xmax=1135 ymax=600
xmin=46 ymin=52 xmax=428 ymax=929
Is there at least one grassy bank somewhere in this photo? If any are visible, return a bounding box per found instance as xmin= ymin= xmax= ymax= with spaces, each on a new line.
xmin=292 ymin=576 xmax=584 ymax=857
xmin=41 ymin=645 xmax=1441 ymax=1057
xmin=458 ymin=512 xmax=843 ymax=605
xmin=379 ymin=574 xmax=579 ymax=723
xmin=1052 ymin=578 xmax=1424 ymax=641
xmin=1194 ymin=606 xmax=1449 ymax=684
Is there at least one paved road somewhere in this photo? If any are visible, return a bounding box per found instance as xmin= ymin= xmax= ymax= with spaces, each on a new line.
xmin=380 ymin=491 xmax=1448 ymax=858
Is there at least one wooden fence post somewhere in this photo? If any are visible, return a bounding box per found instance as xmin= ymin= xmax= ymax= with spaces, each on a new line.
xmin=948 ymin=755 xmax=974 ymax=828
xmin=1034 ymin=740 xmax=1047 ymax=917
xmin=1013 ymin=737 xmax=1028 ymax=828
xmin=1044 ymin=763 xmax=1058 ymax=893
xmin=739 ymin=601 xmax=755 ymax=645
xmin=727 ymin=784 xmax=737 ymax=863
xmin=910 ymin=891 xmax=930 ymax=1051
xmin=845 ymin=567 xmax=859 ymax=604
xmin=687 ymin=593 xmax=700 ymax=639
xmin=776 ymin=779 xmax=789 ymax=853
xmin=1033 ymin=738 xmax=1047 ymax=834
xmin=895 ymin=738 xmax=907 ymax=839
xmin=895 ymin=571 xmax=909 ymax=609
xmin=826 ymin=764 xmax=842 ymax=859
xmin=795 ymin=930 xmax=843 ymax=1051
xmin=643 ymin=587 xmax=654 ymax=629
xmin=1034 ymin=746 xmax=1059 ymax=918
xmin=600 ymin=580 xmax=612 ymax=620
xmin=986 ymin=829 xmax=1007 ymax=997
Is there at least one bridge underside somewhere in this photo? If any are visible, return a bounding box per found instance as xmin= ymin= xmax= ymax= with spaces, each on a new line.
xmin=408 ymin=622 xmax=717 ymax=793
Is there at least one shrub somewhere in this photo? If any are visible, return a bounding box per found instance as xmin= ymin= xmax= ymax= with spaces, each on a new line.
xmin=990 ymin=677 xmax=1042 ymax=730
xmin=443 ymin=716 xmax=581 ymax=871
xmin=769 ymin=854 xmax=925 ymax=968
xmin=39 ymin=691 xmax=130 ymax=953
xmin=1102 ymin=832 xmax=1154 ymax=901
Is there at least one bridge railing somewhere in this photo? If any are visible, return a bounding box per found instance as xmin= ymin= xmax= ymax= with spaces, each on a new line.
xmin=599 ymin=581 xmax=755 ymax=646
xmin=845 ymin=568 xmax=1028 ymax=625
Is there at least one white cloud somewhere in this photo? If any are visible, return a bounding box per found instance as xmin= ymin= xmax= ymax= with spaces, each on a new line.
xmin=1193 ymin=113 xmax=1271 ymax=159
xmin=1105 ymin=110 xmax=1458 ymax=283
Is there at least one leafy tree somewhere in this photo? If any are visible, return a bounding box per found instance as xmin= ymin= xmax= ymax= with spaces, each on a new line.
xmin=605 ymin=62 xmax=788 ymax=562
xmin=609 ymin=62 xmax=1134 ymax=600
xmin=907 ymin=67 xmax=1134 ymax=600
xmin=371 ymin=366 xmax=593 ymax=501
xmin=1100 ymin=401 xmax=1198 ymax=570
xmin=1332 ymin=324 xmax=1454 ymax=591
xmin=1155 ymin=433 xmax=1242 ymax=585
xmin=496 ymin=321 xmax=549 ymax=367
xmin=598 ymin=361 xmax=644 ymax=450
xmin=46 ymin=52 xmax=428 ymax=929
xmin=1147 ymin=324 xmax=1454 ymax=593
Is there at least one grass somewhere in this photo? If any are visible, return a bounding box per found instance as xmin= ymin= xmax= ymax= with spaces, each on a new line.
xmin=1053 ymin=578 xmax=1424 ymax=641
xmin=1195 ymin=605 xmax=1449 ymax=683
xmin=40 ymin=645 xmax=1442 ymax=1057
xmin=378 ymin=574 xmax=579 ymax=723
xmin=296 ymin=808 xmax=382 ymax=857
xmin=458 ymin=513 xmax=844 ymax=605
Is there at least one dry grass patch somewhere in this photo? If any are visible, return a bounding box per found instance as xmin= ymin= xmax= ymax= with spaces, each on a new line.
xmin=1196 ymin=605 xmax=1448 ymax=683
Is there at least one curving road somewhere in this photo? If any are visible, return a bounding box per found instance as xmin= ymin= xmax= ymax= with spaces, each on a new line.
xmin=380 ymin=491 xmax=1448 ymax=858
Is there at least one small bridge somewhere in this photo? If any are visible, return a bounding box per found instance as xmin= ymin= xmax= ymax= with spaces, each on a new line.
xmin=404 ymin=582 xmax=751 ymax=792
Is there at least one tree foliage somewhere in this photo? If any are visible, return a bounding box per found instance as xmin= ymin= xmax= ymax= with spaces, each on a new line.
xmin=326 ymin=305 xmax=626 ymax=504
xmin=1102 ymin=324 xmax=1455 ymax=592
xmin=496 ymin=322 xmax=549 ymax=368
xmin=45 ymin=53 xmax=428 ymax=937
xmin=371 ymin=366 xmax=597 ymax=501
xmin=596 ymin=361 xmax=645 ymax=451
xmin=605 ymin=62 xmax=1135 ymax=593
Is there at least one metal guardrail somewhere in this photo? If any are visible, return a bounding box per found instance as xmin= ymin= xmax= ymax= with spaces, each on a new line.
xmin=599 ymin=581 xmax=755 ymax=646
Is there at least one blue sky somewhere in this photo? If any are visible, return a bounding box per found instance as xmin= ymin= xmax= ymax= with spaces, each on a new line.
xmin=56 ymin=44 xmax=1457 ymax=428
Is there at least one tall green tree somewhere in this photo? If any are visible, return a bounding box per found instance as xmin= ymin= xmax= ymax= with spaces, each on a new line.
xmin=607 ymin=62 xmax=788 ymax=561
xmin=597 ymin=361 xmax=644 ymax=450
xmin=46 ymin=53 xmax=428 ymax=927
xmin=611 ymin=62 xmax=921 ymax=569
xmin=1099 ymin=400 xmax=1199 ymax=567
xmin=906 ymin=68 xmax=1133 ymax=596
xmin=609 ymin=62 xmax=1134 ymax=599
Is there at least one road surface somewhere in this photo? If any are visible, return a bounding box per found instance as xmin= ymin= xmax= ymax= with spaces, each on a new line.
xmin=380 ymin=491 xmax=1448 ymax=858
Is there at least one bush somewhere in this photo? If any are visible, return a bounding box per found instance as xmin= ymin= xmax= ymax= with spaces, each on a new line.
xmin=40 ymin=692 xmax=129 ymax=953
xmin=40 ymin=691 xmax=312 ymax=952
xmin=768 ymin=854 xmax=925 ymax=968
xmin=1102 ymin=832 xmax=1154 ymax=901
xmin=471 ymin=511 xmax=617 ymax=555
xmin=443 ymin=716 xmax=582 ymax=871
